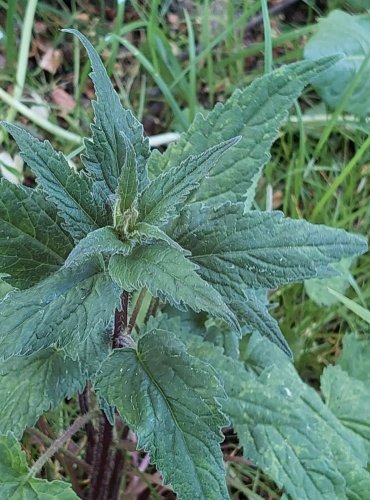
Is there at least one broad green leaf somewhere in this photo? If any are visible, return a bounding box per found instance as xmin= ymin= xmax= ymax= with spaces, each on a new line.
xmin=321 ymin=365 xmax=370 ymax=456
xmin=108 ymin=241 xmax=239 ymax=331
xmin=0 ymin=275 xmax=13 ymax=299
xmin=138 ymin=138 xmax=239 ymax=227
xmin=0 ymin=435 xmax=78 ymax=499
xmin=95 ymin=329 xmax=229 ymax=500
xmin=0 ymin=348 xmax=84 ymax=438
xmin=174 ymin=328 xmax=370 ymax=500
xmin=304 ymin=257 xmax=354 ymax=307
xmin=65 ymin=227 xmax=131 ymax=267
xmin=115 ymin=133 xmax=138 ymax=214
xmin=0 ymin=259 xmax=121 ymax=360
xmin=64 ymin=29 xmax=150 ymax=193
xmin=0 ymin=180 xmax=73 ymax=288
xmin=2 ymin=122 xmax=110 ymax=241
xmin=171 ymin=203 xmax=367 ymax=292
xmin=148 ymin=57 xmax=337 ymax=206
xmin=304 ymin=10 xmax=370 ymax=117
xmin=338 ymin=333 xmax=370 ymax=383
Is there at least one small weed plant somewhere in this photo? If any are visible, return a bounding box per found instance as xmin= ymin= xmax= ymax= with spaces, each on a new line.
xmin=0 ymin=31 xmax=368 ymax=499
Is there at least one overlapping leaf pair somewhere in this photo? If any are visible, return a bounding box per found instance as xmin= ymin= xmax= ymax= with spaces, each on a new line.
xmin=0 ymin=30 xmax=368 ymax=499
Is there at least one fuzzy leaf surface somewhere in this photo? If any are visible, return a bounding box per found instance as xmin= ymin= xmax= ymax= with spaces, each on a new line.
xmin=147 ymin=58 xmax=337 ymax=206
xmin=0 ymin=180 xmax=73 ymax=288
xmin=0 ymin=435 xmax=78 ymax=499
xmin=65 ymin=227 xmax=131 ymax=266
xmin=338 ymin=333 xmax=370 ymax=383
xmin=64 ymin=29 xmax=150 ymax=193
xmin=0 ymin=260 xmax=120 ymax=360
xmin=2 ymin=122 xmax=109 ymax=241
xmin=95 ymin=329 xmax=229 ymax=500
xmin=173 ymin=327 xmax=370 ymax=500
xmin=172 ymin=203 xmax=367 ymax=292
xmin=0 ymin=349 xmax=84 ymax=438
xmin=138 ymin=138 xmax=239 ymax=227
xmin=116 ymin=134 xmax=138 ymax=213
xmin=108 ymin=241 xmax=238 ymax=331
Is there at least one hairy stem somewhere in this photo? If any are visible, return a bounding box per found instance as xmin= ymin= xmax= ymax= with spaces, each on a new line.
xmin=27 ymin=410 xmax=99 ymax=480
xmin=127 ymin=288 xmax=147 ymax=334
xmin=79 ymin=387 xmax=96 ymax=465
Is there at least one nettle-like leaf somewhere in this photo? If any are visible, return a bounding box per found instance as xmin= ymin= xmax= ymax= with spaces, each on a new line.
xmin=0 ymin=435 xmax=78 ymax=499
xmin=0 ymin=349 xmax=84 ymax=439
xmin=95 ymin=328 xmax=229 ymax=500
xmin=63 ymin=29 xmax=150 ymax=194
xmin=147 ymin=57 xmax=338 ymax=206
xmin=1 ymin=122 xmax=111 ymax=242
xmin=0 ymin=179 xmax=73 ymax=289
xmin=137 ymin=138 xmax=239 ymax=226
xmin=0 ymin=259 xmax=121 ymax=360
xmin=169 ymin=321 xmax=370 ymax=500
xmin=108 ymin=241 xmax=239 ymax=331
xmin=172 ymin=203 xmax=367 ymax=293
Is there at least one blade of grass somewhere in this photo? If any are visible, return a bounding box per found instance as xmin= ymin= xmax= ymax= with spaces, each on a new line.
xmin=5 ymin=0 xmax=17 ymax=70
xmin=261 ymin=0 xmax=272 ymax=74
xmin=184 ymin=9 xmax=197 ymax=122
xmin=311 ymin=133 xmax=370 ymax=220
xmin=327 ymin=288 xmax=370 ymax=324
xmin=107 ymin=0 xmax=126 ymax=77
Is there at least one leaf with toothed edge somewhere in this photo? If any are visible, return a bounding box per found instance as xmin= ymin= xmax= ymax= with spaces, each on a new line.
xmin=95 ymin=328 xmax=229 ymax=500
xmin=108 ymin=241 xmax=239 ymax=332
xmin=0 ymin=259 xmax=121 ymax=361
xmin=63 ymin=29 xmax=150 ymax=194
xmin=146 ymin=56 xmax=340 ymax=207
xmin=1 ymin=122 xmax=111 ymax=242
xmin=137 ymin=137 xmax=240 ymax=227
xmin=0 ymin=179 xmax=73 ymax=289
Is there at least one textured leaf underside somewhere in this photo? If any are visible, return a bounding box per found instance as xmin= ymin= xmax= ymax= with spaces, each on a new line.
xmin=95 ymin=329 xmax=229 ymax=500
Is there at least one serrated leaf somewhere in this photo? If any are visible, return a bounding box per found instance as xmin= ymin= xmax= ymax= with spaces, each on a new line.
xmin=304 ymin=10 xmax=370 ymax=117
xmin=148 ymin=57 xmax=337 ymax=206
xmin=1 ymin=122 xmax=110 ymax=242
xmin=65 ymin=227 xmax=131 ymax=267
xmin=171 ymin=203 xmax=367 ymax=292
xmin=64 ymin=29 xmax=150 ymax=193
xmin=0 ymin=348 xmax=84 ymax=438
xmin=95 ymin=329 xmax=229 ymax=500
xmin=138 ymin=138 xmax=239 ymax=227
xmin=108 ymin=241 xmax=239 ymax=331
xmin=0 ymin=435 xmax=78 ymax=499
xmin=0 ymin=180 xmax=73 ymax=289
xmin=116 ymin=133 xmax=138 ymax=213
xmin=321 ymin=365 xmax=370 ymax=456
xmin=0 ymin=259 xmax=120 ymax=360
xmin=173 ymin=328 xmax=370 ymax=500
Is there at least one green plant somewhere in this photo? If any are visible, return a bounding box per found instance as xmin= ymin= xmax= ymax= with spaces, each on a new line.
xmin=0 ymin=29 xmax=368 ymax=499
